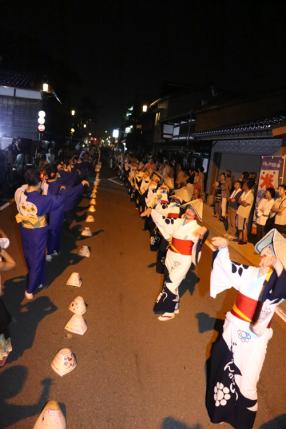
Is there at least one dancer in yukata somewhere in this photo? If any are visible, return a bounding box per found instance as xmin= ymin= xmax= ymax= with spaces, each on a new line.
xmin=15 ymin=169 xmax=65 ymax=300
xmin=42 ymin=164 xmax=89 ymax=260
xmin=206 ymin=228 xmax=286 ymax=429
xmin=142 ymin=199 xmax=208 ymax=321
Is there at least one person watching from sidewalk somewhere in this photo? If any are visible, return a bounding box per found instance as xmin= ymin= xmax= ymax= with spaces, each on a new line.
xmin=221 ymin=170 xmax=232 ymax=220
xmin=225 ymin=169 xmax=233 ymax=192
xmin=271 ymin=184 xmax=286 ymax=236
xmin=225 ymin=180 xmax=242 ymax=240
xmin=236 ymin=180 xmax=254 ymax=244
xmin=213 ymin=173 xmax=226 ymax=219
xmin=256 ymin=187 xmax=275 ymax=240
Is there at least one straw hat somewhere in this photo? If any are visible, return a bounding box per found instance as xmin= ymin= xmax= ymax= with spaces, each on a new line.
xmin=88 ymin=205 xmax=96 ymax=213
xmin=163 ymin=176 xmax=174 ymax=190
xmin=85 ymin=214 xmax=95 ymax=223
xmin=81 ymin=227 xmax=92 ymax=237
xmin=66 ymin=272 xmax=82 ymax=288
xmin=78 ymin=245 xmax=90 ymax=257
xmin=181 ymin=198 xmax=203 ymax=221
xmin=51 ymin=348 xmax=77 ymax=377
xmin=65 ymin=314 xmax=87 ymax=335
xmin=174 ymin=184 xmax=194 ymax=203
xmin=69 ymin=296 xmax=87 ymax=315
xmin=255 ymin=228 xmax=286 ymax=269
xmin=33 ymin=400 xmax=66 ymax=429
xmin=90 ymin=198 xmax=96 ymax=205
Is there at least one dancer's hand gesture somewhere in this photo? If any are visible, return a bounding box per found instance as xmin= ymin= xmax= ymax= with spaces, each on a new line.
xmin=211 ymin=236 xmax=228 ymax=249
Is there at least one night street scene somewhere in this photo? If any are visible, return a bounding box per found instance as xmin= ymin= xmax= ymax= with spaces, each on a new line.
xmin=1 ymin=1 xmax=286 ymax=428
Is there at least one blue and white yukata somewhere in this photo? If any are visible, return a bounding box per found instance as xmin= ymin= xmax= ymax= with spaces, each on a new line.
xmin=151 ymin=208 xmax=204 ymax=318
xmin=206 ymin=246 xmax=286 ymax=429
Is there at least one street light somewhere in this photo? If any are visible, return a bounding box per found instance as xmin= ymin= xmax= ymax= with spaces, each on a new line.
xmin=112 ymin=129 xmax=119 ymax=138
xmin=71 ymin=109 xmax=76 ymax=116
xmin=83 ymin=124 xmax=87 ymax=128
xmin=38 ymin=110 xmax=46 ymax=118
xmin=142 ymin=104 xmax=148 ymax=113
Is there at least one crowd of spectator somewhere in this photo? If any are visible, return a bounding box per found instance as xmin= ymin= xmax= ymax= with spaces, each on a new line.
xmin=211 ymin=169 xmax=286 ymax=243
xmin=112 ymin=149 xmax=286 ymax=245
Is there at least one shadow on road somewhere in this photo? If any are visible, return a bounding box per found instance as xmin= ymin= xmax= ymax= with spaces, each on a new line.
xmin=44 ymin=225 xmax=83 ymax=286
xmin=259 ymin=414 xmax=286 ymax=428
xmin=74 ymin=212 xmax=87 ymax=222
xmin=0 ymin=365 xmax=52 ymax=428
xmin=195 ymin=312 xmax=224 ymax=335
xmin=44 ymin=222 xmax=104 ymax=285
xmin=147 ymin=262 xmax=157 ymax=268
xmin=2 ymin=277 xmax=58 ymax=362
xmin=161 ymin=417 xmax=203 ymax=429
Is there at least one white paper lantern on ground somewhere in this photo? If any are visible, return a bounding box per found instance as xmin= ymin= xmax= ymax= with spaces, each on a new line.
xmin=33 ymin=400 xmax=66 ymax=429
xmin=78 ymin=245 xmax=91 ymax=257
xmin=85 ymin=214 xmax=95 ymax=223
xmin=65 ymin=314 xmax=87 ymax=335
xmin=66 ymin=272 xmax=82 ymax=288
xmin=69 ymin=296 xmax=87 ymax=315
xmin=51 ymin=348 xmax=77 ymax=377
xmin=81 ymin=227 xmax=92 ymax=237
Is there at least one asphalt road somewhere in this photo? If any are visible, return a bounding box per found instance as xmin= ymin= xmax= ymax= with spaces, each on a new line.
xmin=0 ymin=166 xmax=286 ymax=429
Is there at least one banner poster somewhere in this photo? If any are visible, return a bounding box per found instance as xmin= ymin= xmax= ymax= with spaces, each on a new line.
xmin=253 ymin=156 xmax=283 ymax=222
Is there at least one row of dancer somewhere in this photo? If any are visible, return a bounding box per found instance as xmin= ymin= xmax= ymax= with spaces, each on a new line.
xmin=120 ymin=157 xmax=208 ymax=321
xmin=14 ymin=155 xmax=94 ymax=300
xmin=118 ymin=155 xmax=286 ymax=429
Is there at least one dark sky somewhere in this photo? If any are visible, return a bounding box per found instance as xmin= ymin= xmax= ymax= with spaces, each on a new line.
xmin=1 ymin=1 xmax=286 ymax=134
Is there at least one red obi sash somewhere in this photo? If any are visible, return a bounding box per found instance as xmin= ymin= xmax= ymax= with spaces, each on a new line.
xmin=231 ymin=292 xmax=268 ymax=325
xmin=170 ymin=238 xmax=194 ymax=255
xmin=167 ymin=213 xmax=179 ymax=219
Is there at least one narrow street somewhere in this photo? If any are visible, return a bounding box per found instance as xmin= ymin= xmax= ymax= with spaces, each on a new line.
xmin=0 ymin=165 xmax=286 ymax=429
